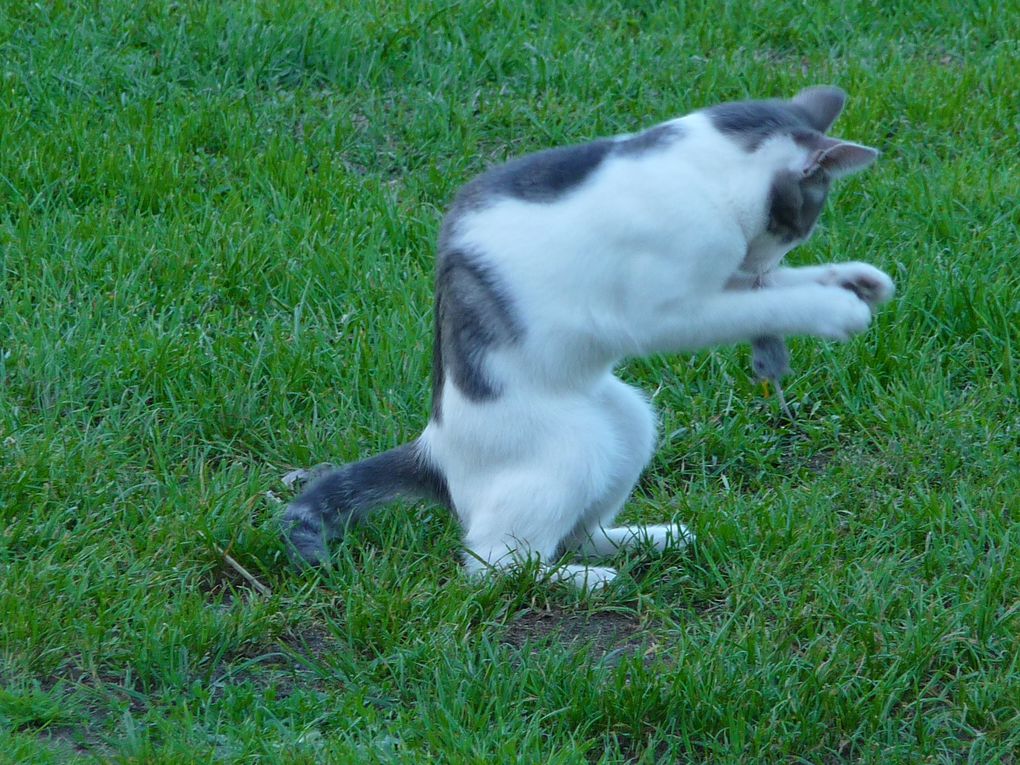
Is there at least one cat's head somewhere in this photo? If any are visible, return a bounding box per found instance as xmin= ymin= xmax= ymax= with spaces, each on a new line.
xmin=709 ymin=86 xmax=879 ymax=250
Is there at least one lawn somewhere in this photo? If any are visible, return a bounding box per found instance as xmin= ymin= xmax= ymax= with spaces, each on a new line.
xmin=1 ymin=0 xmax=1017 ymax=762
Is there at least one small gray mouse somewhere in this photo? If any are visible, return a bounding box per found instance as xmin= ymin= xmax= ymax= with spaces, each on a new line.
xmin=750 ymin=270 xmax=794 ymax=420
xmin=751 ymin=334 xmax=794 ymax=420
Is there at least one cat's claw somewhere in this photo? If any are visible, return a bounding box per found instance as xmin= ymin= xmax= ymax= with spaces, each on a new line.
xmin=822 ymin=262 xmax=895 ymax=308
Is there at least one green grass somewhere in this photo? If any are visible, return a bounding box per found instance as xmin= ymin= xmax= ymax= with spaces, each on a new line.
xmin=1 ymin=0 xmax=1017 ymax=761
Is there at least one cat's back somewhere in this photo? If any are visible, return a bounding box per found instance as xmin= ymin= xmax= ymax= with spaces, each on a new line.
xmin=439 ymin=112 xmax=746 ymax=260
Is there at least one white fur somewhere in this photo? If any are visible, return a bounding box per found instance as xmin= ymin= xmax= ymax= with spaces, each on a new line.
xmin=421 ymin=112 xmax=893 ymax=590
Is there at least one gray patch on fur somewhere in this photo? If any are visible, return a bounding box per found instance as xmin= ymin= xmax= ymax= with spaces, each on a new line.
xmin=283 ymin=441 xmax=450 ymax=566
xmin=452 ymin=139 xmax=613 ymax=211
xmin=707 ymin=88 xmax=850 ymax=154
xmin=707 ymin=100 xmax=814 ymax=151
xmin=614 ymin=123 xmax=683 ymax=156
xmin=446 ymin=124 xmax=681 ymax=219
xmin=432 ymin=247 xmax=522 ymax=418
xmin=767 ymin=167 xmax=831 ymax=244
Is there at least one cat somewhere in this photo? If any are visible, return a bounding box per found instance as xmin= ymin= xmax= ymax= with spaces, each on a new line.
xmin=283 ymin=85 xmax=895 ymax=590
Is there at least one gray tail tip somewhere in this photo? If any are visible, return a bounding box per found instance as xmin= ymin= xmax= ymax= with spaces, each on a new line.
xmin=281 ymin=502 xmax=330 ymax=569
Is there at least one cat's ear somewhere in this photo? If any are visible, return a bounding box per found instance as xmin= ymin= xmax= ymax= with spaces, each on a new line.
xmin=792 ymin=86 xmax=847 ymax=132
xmin=805 ymin=138 xmax=879 ymax=179
xmin=820 ymin=141 xmax=880 ymax=178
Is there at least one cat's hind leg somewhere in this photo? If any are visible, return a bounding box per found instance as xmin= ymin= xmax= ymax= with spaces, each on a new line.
xmin=458 ymin=468 xmax=620 ymax=591
xmin=572 ymin=523 xmax=694 ymax=558
xmin=563 ymin=376 xmax=694 ymax=560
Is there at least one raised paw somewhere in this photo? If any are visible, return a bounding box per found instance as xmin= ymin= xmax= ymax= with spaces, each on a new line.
xmin=808 ymin=285 xmax=873 ymax=341
xmin=822 ymin=262 xmax=895 ymax=308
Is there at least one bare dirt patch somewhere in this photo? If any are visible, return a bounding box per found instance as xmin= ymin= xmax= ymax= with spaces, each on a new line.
xmin=35 ymin=725 xmax=104 ymax=758
xmin=209 ymin=625 xmax=343 ymax=702
xmin=502 ymin=609 xmax=649 ymax=664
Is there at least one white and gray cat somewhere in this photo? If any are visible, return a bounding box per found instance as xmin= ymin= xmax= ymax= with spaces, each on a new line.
xmin=283 ymin=86 xmax=895 ymax=590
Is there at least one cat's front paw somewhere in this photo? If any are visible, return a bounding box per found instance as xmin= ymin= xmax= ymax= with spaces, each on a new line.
xmin=808 ymin=285 xmax=873 ymax=341
xmin=822 ymin=262 xmax=895 ymax=308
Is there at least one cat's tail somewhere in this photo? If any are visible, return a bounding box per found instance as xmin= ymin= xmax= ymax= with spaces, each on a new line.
xmin=282 ymin=440 xmax=450 ymax=567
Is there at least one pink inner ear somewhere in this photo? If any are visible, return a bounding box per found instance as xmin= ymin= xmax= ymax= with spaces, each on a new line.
xmin=802 ymin=136 xmax=842 ymax=175
xmin=817 ymin=141 xmax=880 ymax=177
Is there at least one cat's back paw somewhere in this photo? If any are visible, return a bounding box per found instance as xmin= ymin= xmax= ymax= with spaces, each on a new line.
xmin=557 ymin=564 xmax=618 ymax=592
xmin=639 ymin=523 xmax=695 ymax=552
